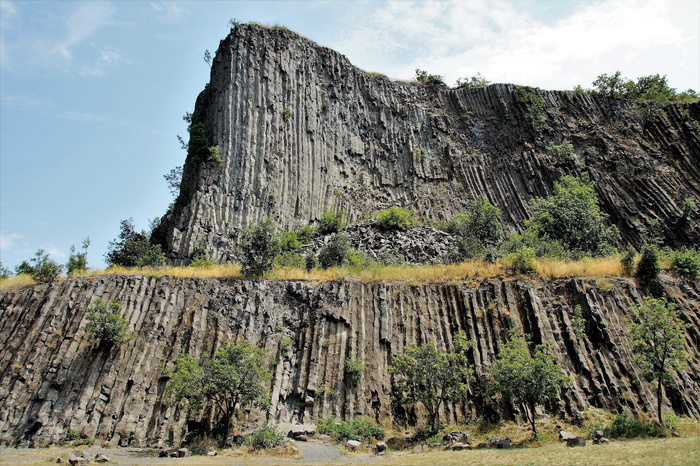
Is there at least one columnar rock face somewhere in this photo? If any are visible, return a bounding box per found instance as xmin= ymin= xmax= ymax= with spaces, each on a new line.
xmin=153 ymin=23 xmax=700 ymax=264
xmin=1 ymin=275 xmax=698 ymax=446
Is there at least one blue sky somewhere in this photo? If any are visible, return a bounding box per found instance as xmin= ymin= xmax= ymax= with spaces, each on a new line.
xmin=1 ymin=0 xmax=698 ymax=270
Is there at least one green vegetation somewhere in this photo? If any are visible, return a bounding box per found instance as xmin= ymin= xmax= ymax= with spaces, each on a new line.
xmin=588 ymin=71 xmax=698 ymax=103
xmin=514 ymin=86 xmax=546 ymax=126
xmin=503 ymin=246 xmax=537 ymax=274
xmin=390 ymin=332 xmax=474 ymax=427
xmin=415 ymin=69 xmax=445 ymax=86
xmin=105 ymin=218 xmax=166 ymax=268
xmin=572 ymin=304 xmax=586 ymax=339
xmin=375 ymin=206 xmax=416 ymax=231
xmin=0 ymin=262 xmax=10 ymax=280
xmin=344 ymin=357 xmax=364 ymax=386
xmin=15 ymin=249 xmax=63 ymax=283
xmin=165 ymin=341 xmax=271 ymax=441
xmin=443 ymin=196 xmax=503 ymax=261
xmin=240 ymin=219 xmax=281 ymax=277
xmin=317 ymin=210 xmax=345 ymax=235
xmin=621 ymin=248 xmax=636 ymax=275
xmin=636 ymin=244 xmax=661 ymax=281
xmin=66 ymin=237 xmax=90 ymax=277
xmin=209 ymin=146 xmax=223 ymax=166
xmin=455 ymin=73 xmax=490 ymax=89
xmin=670 ymin=248 xmax=700 ymax=280
xmin=629 ymin=297 xmax=690 ymax=425
xmin=245 ymin=423 xmax=285 ymax=450
xmin=489 ymin=332 xmax=571 ymax=436
xmin=317 ymin=416 xmax=384 ymax=441
xmin=281 ymin=108 xmax=293 ymax=121
xmin=605 ymin=413 xmax=663 ymax=439
xmin=546 ymin=139 xmax=575 ymax=161
xmin=83 ymin=298 xmax=133 ymax=346
xmin=317 ymin=234 xmax=351 ymax=269
xmin=527 ymin=176 xmax=619 ymax=258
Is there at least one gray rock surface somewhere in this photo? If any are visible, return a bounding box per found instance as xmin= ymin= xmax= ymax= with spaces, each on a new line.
xmin=152 ymin=23 xmax=700 ymax=264
xmin=1 ymin=274 xmax=699 ymax=446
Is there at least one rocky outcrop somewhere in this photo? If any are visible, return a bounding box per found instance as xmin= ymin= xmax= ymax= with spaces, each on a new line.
xmin=152 ymin=23 xmax=700 ymax=264
xmin=1 ymin=274 xmax=698 ymax=446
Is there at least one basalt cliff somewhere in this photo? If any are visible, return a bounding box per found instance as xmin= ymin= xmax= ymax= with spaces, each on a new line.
xmin=1 ymin=24 xmax=700 ymax=447
xmin=152 ymin=23 xmax=699 ymax=264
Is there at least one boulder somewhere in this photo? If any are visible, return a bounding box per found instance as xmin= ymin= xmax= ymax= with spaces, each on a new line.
xmin=444 ymin=431 xmax=472 ymax=444
xmin=95 ymin=454 xmax=111 ymax=463
xmin=450 ymin=442 xmax=471 ymax=450
xmin=559 ymin=430 xmax=577 ymax=441
xmin=566 ymin=436 xmax=587 ymax=447
xmin=346 ymin=440 xmax=361 ymax=450
xmin=80 ymin=451 xmax=92 ymax=462
xmin=295 ymin=434 xmax=308 ymax=442
xmin=672 ymin=431 xmax=681 ymax=438
xmin=206 ymin=451 xmax=218 ymax=456
xmin=375 ymin=441 xmax=387 ymax=452
xmin=178 ymin=448 xmax=190 ymax=457
xmin=386 ymin=437 xmax=409 ymax=450
xmin=496 ymin=438 xmax=512 ymax=449
xmin=594 ymin=430 xmax=605 ymax=439
xmin=477 ymin=442 xmax=489 ymax=449
xmin=158 ymin=450 xmax=168 ymax=458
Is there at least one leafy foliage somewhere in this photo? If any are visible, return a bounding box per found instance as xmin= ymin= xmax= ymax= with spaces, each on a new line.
xmin=390 ymin=332 xmax=474 ymax=427
xmin=527 ymin=176 xmax=619 ymax=257
xmin=629 ymin=297 xmax=690 ymax=425
xmin=84 ymin=298 xmax=133 ymax=346
xmin=503 ymin=247 xmax=537 ymax=274
xmin=455 ymin=73 xmax=490 ymax=89
xmin=240 ymin=219 xmax=280 ymax=277
xmin=245 ymin=423 xmax=285 ymax=450
xmin=105 ymin=218 xmax=166 ymax=268
xmin=375 ymin=207 xmax=416 ymax=231
xmin=317 ymin=211 xmax=345 ymax=235
xmin=546 ymin=140 xmax=575 ymax=161
xmin=296 ymin=225 xmax=315 ymax=244
xmin=621 ymin=248 xmax=636 ymax=275
xmin=514 ymin=86 xmax=546 ymax=126
xmin=605 ymin=414 xmax=660 ymax=439
xmin=590 ymin=71 xmax=697 ymax=103
xmin=317 ymin=416 xmax=384 ymax=441
xmin=489 ymin=333 xmax=570 ymax=435
xmin=445 ymin=196 xmax=503 ymax=259
xmin=317 ymin=234 xmax=351 ymax=269
xmin=166 ymin=341 xmax=272 ymax=440
xmin=0 ymin=262 xmax=11 ymax=280
xmin=344 ymin=358 xmax=364 ymax=386
xmin=670 ymin=248 xmax=700 ymax=280
xmin=415 ymin=69 xmax=445 ymax=86
xmin=636 ymin=244 xmax=661 ymax=281
xmin=15 ymin=249 xmax=63 ymax=283
xmin=66 ymin=237 xmax=90 ymax=277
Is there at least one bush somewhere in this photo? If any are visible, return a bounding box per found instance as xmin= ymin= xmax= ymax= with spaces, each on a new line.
xmin=317 ymin=416 xmax=384 ymax=442
xmin=278 ymin=231 xmax=301 ymax=252
xmin=84 ymin=298 xmax=133 ymax=346
xmin=636 ymin=244 xmax=661 ymax=281
xmin=274 ymin=251 xmax=305 ymax=268
xmin=670 ymin=249 xmax=700 ymax=279
xmin=105 ymin=218 xmax=166 ymax=268
xmin=415 ymin=69 xmax=445 ymax=86
xmin=66 ymin=238 xmax=90 ymax=277
xmin=240 ymin=219 xmax=280 ymax=277
xmin=296 ymin=225 xmax=315 ymax=244
xmin=246 ymin=423 xmax=285 ymax=450
xmin=605 ymin=414 xmax=659 ymax=439
xmin=317 ymin=234 xmax=351 ymax=269
xmin=317 ymin=211 xmax=345 ymax=235
xmin=375 ymin=207 xmax=416 ymax=231
xmin=344 ymin=358 xmax=364 ymax=386
xmin=15 ymin=249 xmax=63 ymax=283
xmin=621 ymin=248 xmax=636 ymax=275
xmin=503 ymin=247 xmax=537 ymax=274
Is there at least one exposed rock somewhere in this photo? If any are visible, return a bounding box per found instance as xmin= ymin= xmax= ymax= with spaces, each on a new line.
xmin=345 ymin=440 xmax=361 ymax=450
xmin=559 ymin=430 xmax=577 ymax=441
xmin=593 ymin=430 xmax=605 ymax=440
xmin=444 ymin=431 xmax=472 ymax=445
xmin=375 ymin=441 xmax=387 ymax=452
xmin=153 ymin=23 xmax=700 ymax=264
xmin=206 ymin=450 xmax=218 ymax=456
xmin=496 ymin=438 xmax=512 ymax=449
xmin=566 ymin=436 xmax=587 ymax=447
xmin=1 ymin=275 xmax=699 ymax=446
xmin=476 ymin=442 xmax=489 ymax=449
xmin=94 ymin=454 xmax=111 ymax=463
xmin=449 ymin=442 xmax=472 ymax=450
xmin=386 ymin=437 xmax=409 ymax=450
xmin=177 ymin=448 xmax=190 ymax=457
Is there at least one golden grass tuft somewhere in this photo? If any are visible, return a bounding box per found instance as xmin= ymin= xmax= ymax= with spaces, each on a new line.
xmin=0 ymin=273 xmax=36 ymax=291
xmin=536 ymin=257 xmax=624 ymax=279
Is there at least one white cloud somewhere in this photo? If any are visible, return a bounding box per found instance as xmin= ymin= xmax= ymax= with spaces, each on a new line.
xmin=55 ymin=2 xmax=115 ymax=60
xmin=335 ymin=0 xmax=699 ymax=90
xmin=0 ymin=231 xmax=24 ymax=250
xmin=150 ymin=1 xmax=185 ymax=23
xmin=78 ymin=45 xmax=128 ymax=77
xmin=46 ymin=248 xmax=66 ymax=259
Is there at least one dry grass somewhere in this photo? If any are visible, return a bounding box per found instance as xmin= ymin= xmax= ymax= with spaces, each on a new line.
xmin=0 ymin=273 xmax=36 ymax=291
xmin=536 ymin=257 xmax=624 ymax=279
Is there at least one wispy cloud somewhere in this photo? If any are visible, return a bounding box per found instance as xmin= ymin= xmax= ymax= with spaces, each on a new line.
xmin=335 ymin=0 xmax=699 ymax=90
xmin=0 ymin=231 xmax=24 ymax=250
xmin=78 ymin=45 xmax=129 ymax=77
xmin=150 ymin=1 xmax=185 ymax=23
xmin=55 ymin=2 xmax=115 ymax=60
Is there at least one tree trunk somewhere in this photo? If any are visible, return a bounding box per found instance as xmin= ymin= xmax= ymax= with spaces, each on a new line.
xmin=528 ymin=401 xmax=537 ymax=435
xmin=657 ymin=379 xmax=664 ymax=426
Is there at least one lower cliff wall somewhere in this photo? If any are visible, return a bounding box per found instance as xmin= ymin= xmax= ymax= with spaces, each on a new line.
xmin=1 ymin=275 xmax=698 ymax=446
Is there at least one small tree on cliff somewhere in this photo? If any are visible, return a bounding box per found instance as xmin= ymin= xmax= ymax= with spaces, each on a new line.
xmin=166 ymin=341 xmax=271 ymax=441
xmin=84 ymin=298 xmax=133 ymax=346
xmin=629 ymin=296 xmax=689 ymax=426
xmin=390 ymin=332 xmax=474 ymax=427
xmin=240 ymin=219 xmax=280 ymax=277
xmin=489 ymin=332 xmax=570 ymax=436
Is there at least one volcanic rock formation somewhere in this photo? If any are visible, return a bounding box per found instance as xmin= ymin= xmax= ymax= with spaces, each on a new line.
xmin=153 ymin=23 xmax=700 ymax=264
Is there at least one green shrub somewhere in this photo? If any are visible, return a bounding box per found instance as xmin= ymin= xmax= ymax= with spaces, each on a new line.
xmin=375 ymin=207 xmax=416 ymax=231
xmin=64 ymin=430 xmax=80 ymax=442
xmin=572 ymin=305 xmax=586 ymax=338
xmin=317 ymin=416 xmax=384 ymax=442
xmin=621 ymin=248 xmax=636 ymax=275
xmin=546 ymin=140 xmax=575 ymax=161
xmin=66 ymin=238 xmax=90 ymax=277
xmin=605 ymin=414 xmax=658 ymax=439
xmin=296 ymin=225 xmax=315 ymax=244
xmin=209 ymin=146 xmax=223 ymax=166
xmin=317 ymin=234 xmax=351 ymax=269
xmin=240 ymin=219 xmax=280 ymax=277
xmin=246 ymin=423 xmax=285 ymax=450
xmin=344 ymin=358 xmax=364 ymax=386
xmin=514 ymin=86 xmax=546 ymax=125
xmin=105 ymin=218 xmax=166 ymax=268
xmin=15 ymin=249 xmax=63 ymax=283
xmin=281 ymin=109 xmax=293 ymax=121
xmin=274 ymin=251 xmax=305 ymax=268
xmin=670 ymin=248 xmax=700 ymax=279
xmin=415 ymin=69 xmax=445 ymax=86
xmin=636 ymin=244 xmax=661 ymax=281
xmin=84 ymin=298 xmax=133 ymax=346
xmin=278 ymin=231 xmax=301 ymax=252
xmin=279 ymin=336 xmax=292 ymax=350
xmin=317 ymin=211 xmax=345 ymax=235
xmin=503 ymin=247 xmax=537 ymax=274
xmin=189 ymin=258 xmax=215 ymax=268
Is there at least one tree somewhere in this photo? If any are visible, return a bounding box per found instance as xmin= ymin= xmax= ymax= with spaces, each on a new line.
xmin=164 ymin=166 xmax=183 ymax=197
xmin=636 ymin=244 xmax=661 ymax=281
xmin=0 ymin=262 xmax=11 ymax=280
xmin=316 ymin=210 xmax=345 ymax=235
xmin=415 ymin=69 xmax=445 ymax=86
xmin=84 ymin=298 xmax=133 ymax=346
xmin=390 ymin=332 xmax=474 ymax=427
xmin=166 ymin=342 xmax=272 ymax=441
xmin=489 ymin=333 xmax=570 ymax=436
xmin=203 ymin=49 xmax=212 ymax=67
xmin=527 ymin=176 xmax=619 ymax=257
xmin=105 ymin=219 xmax=166 ymax=268
xmin=456 ymin=73 xmax=490 ymax=89
xmin=375 ymin=206 xmax=416 ymax=231
xmin=240 ymin=219 xmax=280 ymax=277
xmin=66 ymin=237 xmax=90 ymax=277
xmin=629 ymin=297 xmax=690 ymax=426
xmin=444 ymin=196 xmax=503 ymax=260
xmin=317 ymin=233 xmax=351 ymax=269
xmin=15 ymin=249 xmax=62 ymax=283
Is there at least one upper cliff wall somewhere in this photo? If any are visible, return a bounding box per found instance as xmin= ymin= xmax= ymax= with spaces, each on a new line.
xmin=153 ymin=23 xmax=700 ymax=264
xmin=1 ymin=275 xmax=699 ymax=447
